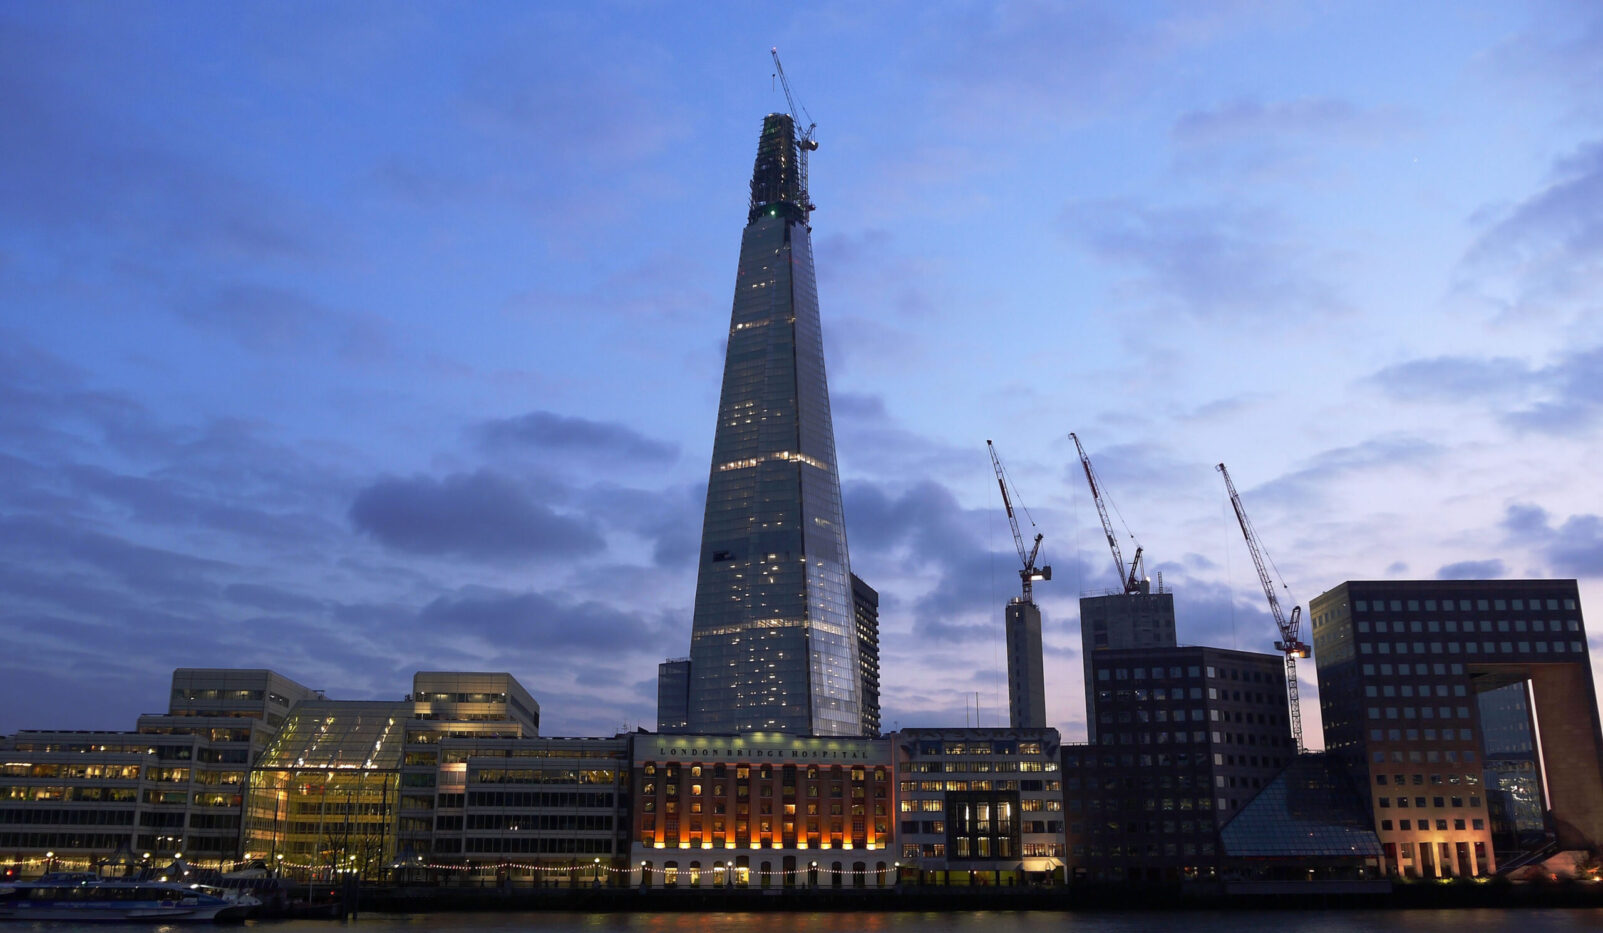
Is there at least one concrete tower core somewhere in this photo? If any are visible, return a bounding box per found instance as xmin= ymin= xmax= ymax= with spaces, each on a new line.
xmin=685 ymin=113 xmax=861 ymax=737
xmin=1007 ymin=599 xmax=1047 ymax=728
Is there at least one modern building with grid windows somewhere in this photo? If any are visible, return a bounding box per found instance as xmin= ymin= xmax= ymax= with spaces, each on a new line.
xmin=1309 ymin=579 xmax=1603 ymax=878
xmin=894 ymin=727 xmax=1066 ymax=885
xmin=682 ymin=112 xmax=861 ymax=737
xmin=1063 ymin=646 xmax=1294 ymax=882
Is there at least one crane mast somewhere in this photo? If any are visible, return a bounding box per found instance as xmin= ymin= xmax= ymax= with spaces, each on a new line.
xmin=770 ymin=48 xmax=818 ymax=218
xmin=1070 ymin=432 xmax=1144 ymax=595
xmin=1217 ymin=462 xmax=1310 ymax=752
xmin=987 ymin=441 xmax=1050 ymax=602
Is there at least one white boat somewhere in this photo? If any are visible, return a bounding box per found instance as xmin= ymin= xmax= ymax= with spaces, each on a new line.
xmin=0 ymin=873 xmax=260 ymax=922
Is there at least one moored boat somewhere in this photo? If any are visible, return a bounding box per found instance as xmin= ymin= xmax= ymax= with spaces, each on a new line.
xmin=0 ymin=873 xmax=260 ymax=921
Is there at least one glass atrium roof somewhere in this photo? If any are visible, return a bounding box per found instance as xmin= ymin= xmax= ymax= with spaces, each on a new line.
xmin=1221 ymin=754 xmax=1383 ymax=858
xmin=255 ymin=701 xmax=407 ymax=770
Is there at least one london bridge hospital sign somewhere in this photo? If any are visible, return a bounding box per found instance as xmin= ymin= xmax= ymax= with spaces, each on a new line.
xmin=649 ymin=735 xmax=889 ymax=765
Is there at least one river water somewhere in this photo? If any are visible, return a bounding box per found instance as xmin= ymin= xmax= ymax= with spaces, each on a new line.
xmin=18 ymin=910 xmax=1603 ymax=933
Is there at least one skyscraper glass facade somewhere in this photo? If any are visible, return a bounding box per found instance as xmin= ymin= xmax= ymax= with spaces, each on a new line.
xmin=687 ymin=113 xmax=860 ymax=736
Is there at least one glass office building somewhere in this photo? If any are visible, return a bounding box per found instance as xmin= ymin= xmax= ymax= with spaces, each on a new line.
xmin=686 ymin=113 xmax=860 ymax=736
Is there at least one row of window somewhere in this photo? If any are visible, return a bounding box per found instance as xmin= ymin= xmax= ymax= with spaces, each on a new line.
xmin=912 ymin=741 xmax=1045 ymax=756
xmin=463 ymin=814 xmax=615 ymax=831
xmin=1353 ymin=598 xmax=1574 ymax=613
xmin=0 ymin=808 xmax=134 ymax=825
xmin=1379 ymin=818 xmax=1484 ymax=832
xmin=1367 ymin=706 xmax=1473 ymax=720
xmin=1359 ymin=640 xmax=1583 ymax=656
xmin=1376 ymin=795 xmax=1481 ymax=809
xmin=900 ymin=761 xmax=1057 ymax=773
xmin=473 ymin=769 xmax=617 ymax=785
xmin=899 ymin=780 xmax=1055 ymax=793
xmin=462 ymin=837 xmax=614 ymax=853
xmin=1359 ymin=618 xmax=1580 ymax=634
xmin=466 ymin=792 xmax=616 ymax=809
xmin=1369 ymin=729 xmax=1474 ymax=744
xmin=1097 ymin=731 xmax=1285 ymax=748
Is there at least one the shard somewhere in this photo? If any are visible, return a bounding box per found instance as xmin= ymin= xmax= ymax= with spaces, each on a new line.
xmin=684 ymin=113 xmax=861 ymax=736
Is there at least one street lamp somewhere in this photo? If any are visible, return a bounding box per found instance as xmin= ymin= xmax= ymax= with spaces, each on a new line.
xmin=593 ymin=857 xmax=602 ymax=888
xmin=45 ymin=851 xmax=56 ymax=875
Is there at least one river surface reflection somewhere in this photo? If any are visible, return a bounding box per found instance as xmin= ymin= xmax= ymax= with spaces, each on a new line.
xmin=16 ymin=910 xmax=1603 ymax=933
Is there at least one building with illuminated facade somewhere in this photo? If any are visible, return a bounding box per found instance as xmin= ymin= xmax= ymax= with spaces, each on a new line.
xmin=243 ymin=672 xmax=538 ymax=878
xmin=683 ymin=112 xmax=862 ymax=737
xmin=0 ymin=668 xmax=319 ymax=874
xmin=628 ymin=733 xmax=896 ymax=888
xmin=895 ymin=727 xmax=1066 ymax=885
xmin=1309 ymin=579 xmax=1603 ymax=878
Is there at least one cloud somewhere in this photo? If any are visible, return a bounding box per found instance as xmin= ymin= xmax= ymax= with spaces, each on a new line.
xmin=1459 ymin=140 xmax=1603 ymax=313
xmin=1171 ymin=97 xmax=1409 ymax=181
xmin=1244 ymin=436 xmax=1441 ymax=511
xmin=1369 ymin=343 xmax=1603 ymax=433
xmin=0 ymin=19 xmax=317 ymax=262
xmin=1502 ymin=504 xmax=1603 ymax=577
xmin=224 ymin=583 xmax=326 ymax=614
xmin=417 ymin=586 xmax=662 ymax=653
xmin=349 ymin=470 xmax=603 ymax=560
xmin=1174 ymin=97 xmax=1399 ymax=146
xmin=1437 ymin=559 xmax=1507 ymax=580
xmin=477 ymin=410 xmax=677 ymax=464
xmin=1060 ymin=198 xmax=1342 ymax=319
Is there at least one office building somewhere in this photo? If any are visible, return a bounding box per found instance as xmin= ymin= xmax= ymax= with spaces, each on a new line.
xmin=656 ymin=659 xmax=692 ymax=734
xmin=424 ymin=735 xmax=629 ymax=884
xmin=895 ymin=727 xmax=1066 ymax=885
xmin=685 ymin=113 xmax=861 ymax=736
xmin=1006 ymin=600 xmax=1047 ymax=728
xmin=1080 ymin=582 xmax=1176 ymax=742
xmin=851 ymin=574 xmax=881 ymax=736
xmin=243 ymin=672 xmax=537 ymax=877
xmin=1063 ymin=646 xmax=1293 ymax=882
xmin=629 ymin=732 xmax=896 ymax=888
xmin=1309 ymin=579 xmax=1603 ymax=877
xmin=0 ymin=669 xmax=319 ymax=872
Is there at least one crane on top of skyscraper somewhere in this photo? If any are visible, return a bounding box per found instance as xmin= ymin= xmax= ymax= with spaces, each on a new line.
xmin=1070 ymin=432 xmax=1145 ymax=595
xmin=770 ymin=47 xmax=818 ymax=215
xmin=987 ymin=440 xmax=1051 ymax=603
xmin=1217 ymin=461 xmax=1310 ymax=753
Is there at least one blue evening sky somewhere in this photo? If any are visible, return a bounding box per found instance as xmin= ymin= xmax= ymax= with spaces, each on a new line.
xmin=3 ymin=1 xmax=1601 ymax=744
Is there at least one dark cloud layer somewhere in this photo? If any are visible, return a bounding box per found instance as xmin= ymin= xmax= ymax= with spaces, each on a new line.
xmin=1462 ymin=141 xmax=1603 ymax=309
xmin=1503 ymin=504 xmax=1603 ymax=577
xmin=478 ymin=410 xmax=678 ymax=463
xmin=1438 ymin=559 xmax=1507 ymax=581
xmin=1370 ymin=343 xmax=1603 ymax=434
xmin=418 ymin=586 xmax=663 ymax=653
xmin=349 ymin=470 xmax=603 ymax=560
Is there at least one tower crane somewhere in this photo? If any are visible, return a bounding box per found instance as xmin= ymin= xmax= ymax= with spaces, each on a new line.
xmin=1217 ymin=462 xmax=1310 ymax=753
xmin=770 ymin=47 xmax=818 ymax=217
xmin=987 ymin=441 xmax=1051 ymax=603
xmin=1070 ymin=432 xmax=1145 ymax=594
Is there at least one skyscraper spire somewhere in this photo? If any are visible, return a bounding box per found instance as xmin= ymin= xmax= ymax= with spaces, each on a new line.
xmin=681 ymin=113 xmax=861 ymax=737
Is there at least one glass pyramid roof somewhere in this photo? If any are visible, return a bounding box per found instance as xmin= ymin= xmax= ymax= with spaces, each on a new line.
xmin=255 ymin=701 xmax=407 ymax=770
xmin=1221 ymin=753 xmax=1383 ymax=858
